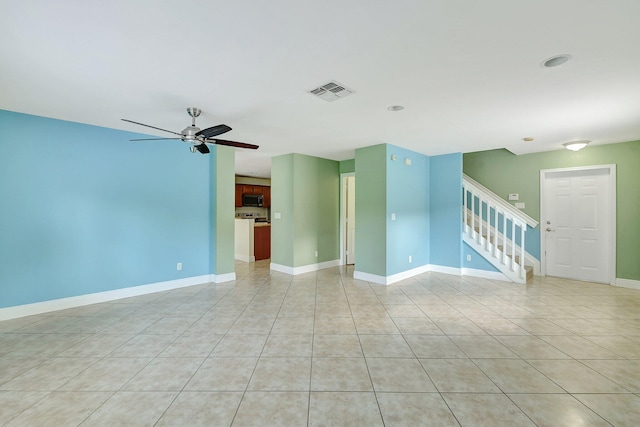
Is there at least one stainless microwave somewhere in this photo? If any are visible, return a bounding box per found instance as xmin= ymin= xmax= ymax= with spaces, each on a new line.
xmin=242 ymin=193 xmax=264 ymax=207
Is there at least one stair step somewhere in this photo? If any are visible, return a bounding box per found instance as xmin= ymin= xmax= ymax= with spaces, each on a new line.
xmin=525 ymin=265 xmax=533 ymax=282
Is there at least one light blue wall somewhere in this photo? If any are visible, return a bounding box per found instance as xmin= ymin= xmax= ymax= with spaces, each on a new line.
xmin=355 ymin=146 xmax=465 ymax=278
xmin=386 ymin=145 xmax=430 ymax=275
xmin=0 ymin=110 xmax=215 ymax=308
xmin=526 ymin=226 xmax=540 ymax=260
xmin=463 ymin=243 xmax=500 ymax=272
xmin=429 ymin=153 xmax=463 ymax=269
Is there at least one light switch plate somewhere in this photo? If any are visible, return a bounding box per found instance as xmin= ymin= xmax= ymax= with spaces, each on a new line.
xmin=274 ymin=212 xmax=281 ymax=219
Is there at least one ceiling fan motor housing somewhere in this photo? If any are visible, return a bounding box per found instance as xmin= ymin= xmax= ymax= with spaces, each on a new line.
xmin=181 ymin=125 xmax=200 ymax=142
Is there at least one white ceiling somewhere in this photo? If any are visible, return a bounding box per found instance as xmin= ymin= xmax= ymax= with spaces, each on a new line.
xmin=2 ymin=0 xmax=640 ymax=177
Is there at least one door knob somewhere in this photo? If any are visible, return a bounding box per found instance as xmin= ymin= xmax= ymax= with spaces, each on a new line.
xmin=546 ymin=227 xmax=554 ymax=232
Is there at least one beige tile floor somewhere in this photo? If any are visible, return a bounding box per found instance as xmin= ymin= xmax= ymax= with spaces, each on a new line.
xmin=1 ymin=261 xmax=640 ymax=426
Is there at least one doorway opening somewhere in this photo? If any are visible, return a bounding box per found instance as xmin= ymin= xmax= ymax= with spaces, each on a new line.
xmin=340 ymin=173 xmax=356 ymax=265
xmin=540 ymin=165 xmax=616 ymax=284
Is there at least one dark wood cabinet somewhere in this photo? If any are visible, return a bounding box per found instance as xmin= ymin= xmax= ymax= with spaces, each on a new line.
xmin=235 ymin=184 xmax=271 ymax=207
xmin=242 ymin=185 xmax=261 ymax=195
xmin=254 ymin=225 xmax=271 ymax=260
xmin=235 ymin=184 xmax=243 ymax=207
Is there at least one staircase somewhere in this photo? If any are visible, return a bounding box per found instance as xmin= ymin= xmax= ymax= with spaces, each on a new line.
xmin=462 ymin=175 xmax=538 ymax=284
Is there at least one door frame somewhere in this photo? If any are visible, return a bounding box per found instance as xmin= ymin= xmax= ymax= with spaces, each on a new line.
xmin=340 ymin=172 xmax=355 ymax=266
xmin=540 ymin=164 xmax=616 ymax=284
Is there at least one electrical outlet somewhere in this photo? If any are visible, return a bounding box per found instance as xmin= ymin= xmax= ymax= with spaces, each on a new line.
xmin=176 ymin=262 xmax=182 ymax=271
xmin=409 ymin=255 xmax=412 ymax=263
xmin=515 ymin=202 xmax=525 ymax=209
xmin=314 ymin=251 xmax=318 ymax=257
xmin=274 ymin=212 xmax=281 ymax=219
xmin=391 ymin=213 xmax=396 ymax=220
xmin=466 ymin=255 xmax=471 ymax=261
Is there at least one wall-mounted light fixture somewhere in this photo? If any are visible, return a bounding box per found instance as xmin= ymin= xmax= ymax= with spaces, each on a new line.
xmin=562 ymin=140 xmax=590 ymax=151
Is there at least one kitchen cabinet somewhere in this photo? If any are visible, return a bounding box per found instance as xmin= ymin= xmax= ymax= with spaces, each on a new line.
xmin=254 ymin=225 xmax=271 ymax=260
xmin=235 ymin=184 xmax=271 ymax=207
xmin=243 ymin=185 xmax=261 ymax=195
xmin=235 ymin=184 xmax=243 ymax=207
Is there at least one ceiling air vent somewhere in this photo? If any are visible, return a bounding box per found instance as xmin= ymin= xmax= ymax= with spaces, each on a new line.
xmin=308 ymin=81 xmax=354 ymax=102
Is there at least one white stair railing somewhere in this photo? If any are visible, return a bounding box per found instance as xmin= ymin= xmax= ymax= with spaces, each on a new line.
xmin=462 ymin=175 xmax=538 ymax=284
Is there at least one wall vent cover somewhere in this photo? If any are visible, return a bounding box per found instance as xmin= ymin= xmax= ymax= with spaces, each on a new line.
xmin=308 ymin=81 xmax=354 ymax=102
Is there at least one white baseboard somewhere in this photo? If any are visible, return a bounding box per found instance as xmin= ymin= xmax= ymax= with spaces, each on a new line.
xmin=461 ymin=267 xmax=511 ymax=282
xmin=270 ymin=259 xmax=341 ymax=276
xmin=0 ymin=274 xmax=229 ymax=322
xmin=428 ymin=265 xmax=462 ymax=276
xmin=212 ymin=272 xmax=236 ymax=283
xmin=615 ymin=278 xmax=640 ymax=290
xmin=354 ymin=264 xmax=431 ymax=285
xmin=235 ymin=254 xmax=255 ymax=263
xmin=354 ymin=264 xmax=513 ymax=286
xmin=353 ymin=270 xmax=387 ymax=285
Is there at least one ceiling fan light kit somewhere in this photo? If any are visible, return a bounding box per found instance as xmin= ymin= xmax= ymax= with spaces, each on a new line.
xmin=563 ymin=140 xmax=590 ymax=151
xmin=122 ymin=108 xmax=259 ymax=154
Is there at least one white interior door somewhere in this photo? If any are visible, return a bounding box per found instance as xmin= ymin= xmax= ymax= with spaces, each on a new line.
xmin=345 ymin=176 xmax=356 ymax=265
xmin=542 ymin=166 xmax=615 ymax=284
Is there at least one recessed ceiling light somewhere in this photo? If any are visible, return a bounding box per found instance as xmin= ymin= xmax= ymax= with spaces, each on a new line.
xmin=522 ymin=137 xmax=534 ymax=142
xmin=542 ymin=54 xmax=572 ymax=68
xmin=563 ymin=140 xmax=590 ymax=151
xmin=387 ymin=105 xmax=404 ymax=112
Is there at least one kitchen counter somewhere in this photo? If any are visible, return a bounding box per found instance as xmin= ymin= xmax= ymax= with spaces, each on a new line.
xmin=235 ymin=219 xmax=270 ymax=262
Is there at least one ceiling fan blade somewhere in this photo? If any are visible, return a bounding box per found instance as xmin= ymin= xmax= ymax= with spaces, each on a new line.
xmin=195 ymin=143 xmax=210 ymax=154
xmin=207 ymin=139 xmax=259 ymax=150
xmin=129 ymin=137 xmax=182 ymax=141
xmin=196 ymin=124 xmax=232 ymax=138
xmin=121 ymin=119 xmax=182 ymax=136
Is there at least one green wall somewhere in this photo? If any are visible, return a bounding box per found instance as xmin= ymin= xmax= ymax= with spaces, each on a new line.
xmin=354 ymin=145 xmax=388 ymax=276
xmin=271 ymin=154 xmax=340 ymax=268
xmin=340 ymin=159 xmax=355 ymax=174
xmin=212 ymin=146 xmax=236 ymax=275
xmin=271 ymin=155 xmax=295 ymax=266
xmin=463 ymin=140 xmax=640 ymax=280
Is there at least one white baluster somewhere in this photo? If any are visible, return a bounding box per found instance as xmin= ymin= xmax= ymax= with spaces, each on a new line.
xmin=479 ymin=198 xmax=484 ymax=245
xmin=520 ymin=224 xmax=526 ymax=280
xmin=493 ymin=206 xmax=500 ymax=257
xmin=511 ymin=219 xmax=516 ymax=272
xmin=502 ymin=212 xmax=507 ymax=265
xmin=471 ymin=193 xmax=475 ymax=239
xmin=463 ymin=187 xmax=467 ymax=233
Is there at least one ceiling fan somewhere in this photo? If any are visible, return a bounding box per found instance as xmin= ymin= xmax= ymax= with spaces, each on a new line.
xmin=122 ymin=107 xmax=259 ymax=154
